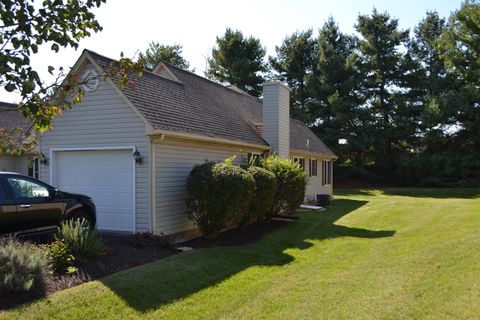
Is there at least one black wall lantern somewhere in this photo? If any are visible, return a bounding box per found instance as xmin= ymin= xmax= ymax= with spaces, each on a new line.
xmin=39 ymin=153 xmax=49 ymax=165
xmin=133 ymin=149 xmax=143 ymax=165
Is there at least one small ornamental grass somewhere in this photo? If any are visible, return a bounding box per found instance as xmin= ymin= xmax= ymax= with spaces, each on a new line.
xmin=0 ymin=237 xmax=46 ymax=294
xmin=57 ymin=219 xmax=104 ymax=260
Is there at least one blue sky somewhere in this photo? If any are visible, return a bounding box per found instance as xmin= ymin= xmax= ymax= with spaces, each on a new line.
xmin=0 ymin=0 xmax=463 ymax=103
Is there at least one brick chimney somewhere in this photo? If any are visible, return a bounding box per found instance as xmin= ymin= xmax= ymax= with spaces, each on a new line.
xmin=262 ymin=81 xmax=291 ymax=158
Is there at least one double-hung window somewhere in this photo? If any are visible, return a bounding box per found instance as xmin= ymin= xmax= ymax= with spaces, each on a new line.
xmin=28 ymin=157 xmax=39 ymax=179
xmin=322 ymin=160 xmax=332 ymax=185
xmin=309 ymin=159 xmax=318 ymax=177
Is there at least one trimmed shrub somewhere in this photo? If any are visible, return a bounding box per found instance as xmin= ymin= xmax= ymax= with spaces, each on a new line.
xmin=186 ymin=158 xmax=255 ymax=237
xmin=57 ymin=219 xmax=104 ymax=259
xmin=214 ymin=162 xmax=255 ymax=228
xmin=0 ymin=237 xmax=46 ymax=294
xmin=261 ymin=155 xmax=307 ymax=216
xmin=185 ymin=161 xmax=221 ymax=238
xmin=46 ymin=240 xmax=77 ymax=275
xmin=246 ymin=166 xmax=277 ymax=224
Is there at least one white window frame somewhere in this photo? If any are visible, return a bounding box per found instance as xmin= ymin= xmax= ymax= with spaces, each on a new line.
xmin=28 ymin=157 xmax=39 ymax=179
xmin=309 ymin=159 xmax=318 ymax=177
xmin=322 ymin=160 xmax=332 ymax=185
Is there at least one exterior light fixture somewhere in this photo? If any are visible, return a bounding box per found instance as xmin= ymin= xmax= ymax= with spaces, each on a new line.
xmin=39 ymin=153 xmax=48 ymax=165
xmin=133 ymin=149 xmax=143 ymax=165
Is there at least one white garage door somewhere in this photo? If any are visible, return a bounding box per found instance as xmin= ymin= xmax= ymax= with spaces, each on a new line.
xmin=54 ymin=149 xmax=134 ymax=232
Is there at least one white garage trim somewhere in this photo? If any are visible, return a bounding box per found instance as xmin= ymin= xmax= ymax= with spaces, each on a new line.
xmin=49 ymin=146 xmax=136 ymax=233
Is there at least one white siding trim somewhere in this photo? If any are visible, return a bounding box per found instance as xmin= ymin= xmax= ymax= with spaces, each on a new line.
xmin=49 ymin=146 xmax=136 ymax=233
xmin=149 ymin=136 xmax=156 ymax=233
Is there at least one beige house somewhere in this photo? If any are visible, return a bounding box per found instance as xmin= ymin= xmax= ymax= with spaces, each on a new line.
xmin=35 ymin=50 xmax=336 ymax=235
xmin=0 ymin=102 xmax=39 ymax=178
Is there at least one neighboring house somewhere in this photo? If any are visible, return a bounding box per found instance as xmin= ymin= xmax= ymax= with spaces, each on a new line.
xmin=37 ymin=50 xmax=337 ymax=235
xmin=0 ymin=102 xmax=39 ymax=178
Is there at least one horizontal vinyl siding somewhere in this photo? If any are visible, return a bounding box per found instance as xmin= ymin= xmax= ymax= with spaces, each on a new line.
xmin=0 ymin=155 xmax=29 ymax=175
xmin=291 ymin=153 xmax=333 ymax=199
xmin=278 ymin=87 xmax=290 ymax=158
xmin=153 ymin=137 xmax=264 ymax=235
xmin=262 ymin=83 xmax=290 ymax=158
xmin=38 ymin=62 xmax=150 ymax=232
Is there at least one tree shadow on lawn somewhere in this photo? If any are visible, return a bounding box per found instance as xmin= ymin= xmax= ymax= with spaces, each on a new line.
xmin=101 ymin=199 xmax=395 ymax=313
xmin=336 ymin=188 xmax=480 ymax=199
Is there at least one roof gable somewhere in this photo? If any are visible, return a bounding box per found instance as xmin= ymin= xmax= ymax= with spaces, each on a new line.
xmin=152 ymin=63 xmax=181 ymax=83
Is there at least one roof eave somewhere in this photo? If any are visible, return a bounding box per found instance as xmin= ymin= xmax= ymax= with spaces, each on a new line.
xmin=290 ymin=149 xmax=338 ymax=160
xmin=151 ymin=129 xmax=271 ymax=150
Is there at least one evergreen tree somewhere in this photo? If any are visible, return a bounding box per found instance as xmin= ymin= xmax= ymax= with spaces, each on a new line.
xmin=355 ymin=9 xmax=411 ymax=172
xmin=139 ymin=42 xmax=191 ymax=71
xmin=269 ymin=30 xmax=315 ymax=120
xmin=435 ymin=0 xmax=480 ymax=184
xmin=207 ymin=28 xmax=267 ymax=97
xmin=309 ymin=18 xmax=372 ymax=166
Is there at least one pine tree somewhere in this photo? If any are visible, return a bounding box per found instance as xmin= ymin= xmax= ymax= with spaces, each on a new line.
xmin=207 ymin=28 xmax=267 ymax=98
xmin=309 ymin=18 xmax=372 ymax=166
xmin=139 ymin=42 xmax=191 ymax=71
xmin=269 ymin=30 xmax=315 ymax=120
xmin=355 ymin=9 xmax=410 ymax=172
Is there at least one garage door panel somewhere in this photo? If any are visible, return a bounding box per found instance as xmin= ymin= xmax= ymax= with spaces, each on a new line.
xmin=54 ymin=149 xmax=134 ymax=232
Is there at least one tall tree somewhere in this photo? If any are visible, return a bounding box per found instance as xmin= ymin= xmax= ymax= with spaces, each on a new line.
xmin=355 ymin=9 xmax=410 ymax=171
xmin=269 ymin=30 xmax=315 ymax=120
xmin=309 ymin=18 xmax=371 ymax=166
xmin=435 ymin=0 xmax=480 ymax=183
xmin=408 ymin=11 xmax=451 ymax=147
xmin=207 ymin=28 xmax=267 ymax=97
xmin=438 ymin=0 xmax=480 ymax=140
xmin=139 ymin=42 xmax=190 ymax=71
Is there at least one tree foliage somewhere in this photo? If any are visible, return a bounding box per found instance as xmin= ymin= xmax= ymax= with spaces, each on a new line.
xmin=269 ymin=30 xmax=315 ymax=120
xmin=207 ymin=28 xmax=267 ymax=97
xmin=0 ymin=0 xmax=143 ymax=155
xmin=138 ymin=41 xmax=191 ymax=71
xmin=268 ymin=3 xmax=479 ymax=186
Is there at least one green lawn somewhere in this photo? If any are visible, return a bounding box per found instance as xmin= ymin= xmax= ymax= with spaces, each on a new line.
xmin=2 ymin=188 xmax=480 ymax=319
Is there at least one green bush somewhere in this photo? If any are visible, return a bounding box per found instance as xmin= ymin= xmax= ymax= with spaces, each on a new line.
xmin=186 ymin=161 xmax=221 ymax=238
xmin=46 ymin=240 xmax=76 ymax=275
xmin=186 ymin=158 xmax=255 ymax=237
xmin=261 ymin=155 xmax=307 ymax=216
xmin=214 ymin=162 xmax=255 ymax=228
xmin=246 ymin=166 xmax=277 ymax=224
xmin=57 ymin=219 xmax=104 ymax=260
xmin=0 ymin=237 xmax=46 ymax=294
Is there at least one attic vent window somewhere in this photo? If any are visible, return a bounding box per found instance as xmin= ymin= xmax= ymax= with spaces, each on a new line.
xmin=81 ymin=69 xmax=99 ymax=92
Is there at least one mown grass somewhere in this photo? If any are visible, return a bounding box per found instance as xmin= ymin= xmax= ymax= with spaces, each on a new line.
xmin=2 ymin=188 xmax=479 ymax=319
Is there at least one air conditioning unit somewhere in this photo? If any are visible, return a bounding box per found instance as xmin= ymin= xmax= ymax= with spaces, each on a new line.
xmin=316 ymin=194 xmax=331 ymax=206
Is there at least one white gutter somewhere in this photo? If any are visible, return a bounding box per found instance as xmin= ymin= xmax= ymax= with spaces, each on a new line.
xmin=150 ymin=129 xmax=271 ymax=151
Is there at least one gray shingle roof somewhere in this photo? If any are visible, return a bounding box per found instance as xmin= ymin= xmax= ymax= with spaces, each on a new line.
xmin=87 ymin=50 xmax=336 ymax=158
xmin=0 ymin=102 xmax=32 ymax=132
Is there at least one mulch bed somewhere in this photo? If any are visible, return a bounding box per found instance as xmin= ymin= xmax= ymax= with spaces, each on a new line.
xmin=0 ymin=219 xmax=293 ymax=310
xmin=183 ymin=219 xmax=292 ymax=248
